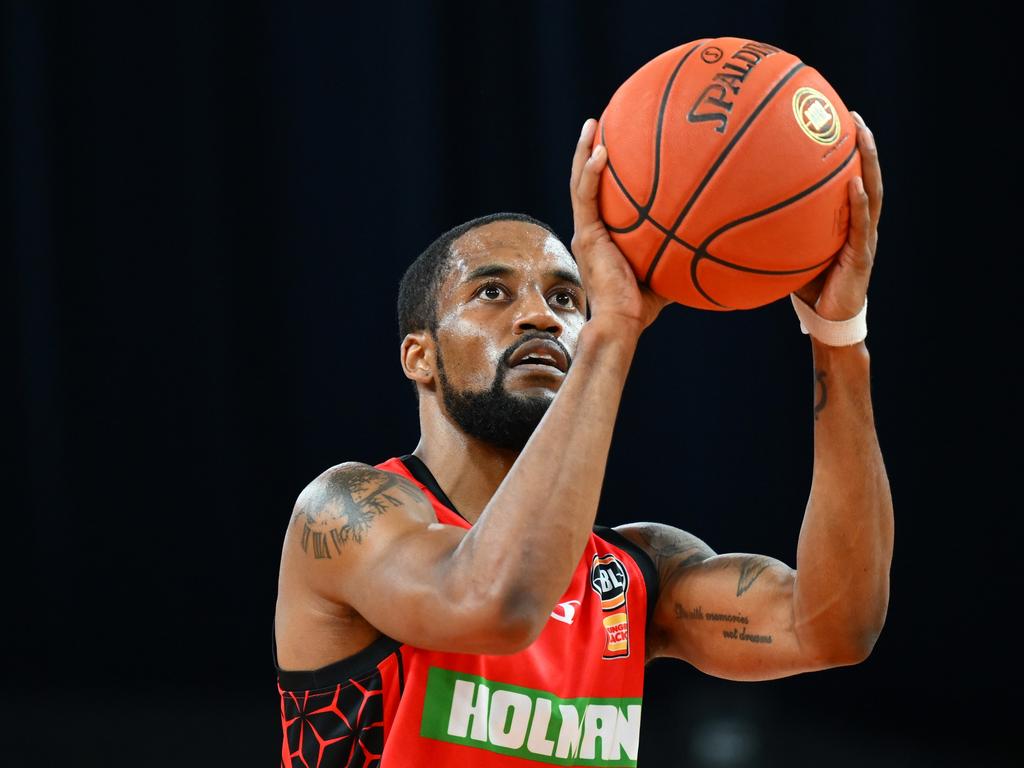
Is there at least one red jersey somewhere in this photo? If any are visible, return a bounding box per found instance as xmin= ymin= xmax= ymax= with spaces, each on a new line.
xmin=276 ymin=454 xmax=658 ymax=767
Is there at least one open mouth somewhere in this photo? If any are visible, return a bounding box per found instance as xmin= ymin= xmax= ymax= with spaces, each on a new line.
xmin=512 ymin=361 xmax=565 ymax=374
xmin=515 ymin=355 xmax=562 ymax=370
xmin=508 ymin=339 xmax=569 ymax=373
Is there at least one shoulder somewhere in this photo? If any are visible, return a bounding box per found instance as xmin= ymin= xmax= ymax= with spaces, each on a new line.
xmin=297 ymin=461 xmax=430 ymax=509
xmin=296 ymin=461 xmax=420 ymax=507
xmin=290 ymin=462 xmax=435 ymax=557
xmin=612 ymin=522 xmax=717 ymax=587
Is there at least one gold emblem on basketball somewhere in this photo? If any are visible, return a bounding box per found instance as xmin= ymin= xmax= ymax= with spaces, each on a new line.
xmin=792 ymin=86 xmax=840 ymax=145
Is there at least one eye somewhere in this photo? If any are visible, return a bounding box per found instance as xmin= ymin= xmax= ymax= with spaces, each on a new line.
xmin=475 ymin=281 xmax=508 ymax=301
xmin=550 ymin=288 xmax=581 ymax=310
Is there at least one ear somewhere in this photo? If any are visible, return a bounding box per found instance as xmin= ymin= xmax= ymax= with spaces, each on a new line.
xmin=401 ymin=332 xmax=436 ymax=390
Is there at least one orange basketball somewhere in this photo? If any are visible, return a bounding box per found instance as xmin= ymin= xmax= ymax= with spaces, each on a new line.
xmin=595 ymin=37 xmax=862 ymax=310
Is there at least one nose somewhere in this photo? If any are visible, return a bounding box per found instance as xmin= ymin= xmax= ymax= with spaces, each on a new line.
xmin=513 ymin=286 xmax=564 ymax=337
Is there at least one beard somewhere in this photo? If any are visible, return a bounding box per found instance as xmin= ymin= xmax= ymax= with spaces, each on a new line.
xmin=434 ymin=338 xmax=558 ymax=452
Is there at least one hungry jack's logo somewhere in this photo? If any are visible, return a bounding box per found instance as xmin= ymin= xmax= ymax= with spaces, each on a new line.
xmin=590 ymin=553 xmax=631 ymax=659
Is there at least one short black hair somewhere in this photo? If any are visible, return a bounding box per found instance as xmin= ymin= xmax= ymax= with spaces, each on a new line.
xmin=396 ymin=212 xmax=562 ymax=398
xmin=397 ymin=212 xmax=560 ymax=340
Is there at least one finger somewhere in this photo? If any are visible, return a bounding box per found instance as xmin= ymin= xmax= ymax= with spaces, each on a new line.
xmin=577 ymin=144 xmax=607 ymax=204
xmin=844 ymin=176 xmax=873 ymax=271
xmin=850 ymin=111 xmax=883 ymax=227
xmin=572 ymin=144 xmax=608 ymax=230
xmin=793 ymin=268 xmax=828 ymax=307
xmin=570 ymin=119 xmax=599 ymax=197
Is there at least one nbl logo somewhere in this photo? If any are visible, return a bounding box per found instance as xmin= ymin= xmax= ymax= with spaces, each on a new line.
xmin=591 ymin=553 xmax=631 ymax=659
xmin=591 ymin=554 xmax=628 ymax=610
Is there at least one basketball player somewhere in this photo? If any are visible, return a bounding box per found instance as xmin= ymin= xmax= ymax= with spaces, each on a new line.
xmin=274 ymin=114 xmax=891 ymax=767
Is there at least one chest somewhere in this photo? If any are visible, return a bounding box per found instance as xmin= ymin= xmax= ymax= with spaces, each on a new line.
xmin=404 ymin=535 xmax=649 ymax=696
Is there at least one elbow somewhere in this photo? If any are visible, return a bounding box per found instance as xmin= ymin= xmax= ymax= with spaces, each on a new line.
xmin=808 ymin=586 xmax=890 ymax=667
xmin=847 ymin=598 xmax=890 ymax=663
xmin=463 ymin=611 xmax=542 ymax=656
xmin=486 ymin=612 xmax=545 ymax=655
xmin=453 ymin=583 xmax=547 ymax=655
xmin=485 ymin=591 xmax=547 ymax=654
xmin=854 ymin=621 xmax=886 ymax=663
xmin=831 ymin=641 xmax=873 ymax=667
xmin=823 ymin=622 xmax=885 ymax=667
xmin=471 ymin=581 xmax=552 ymax=655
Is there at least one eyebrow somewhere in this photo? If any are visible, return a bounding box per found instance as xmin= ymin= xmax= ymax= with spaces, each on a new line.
xmin=463 ymin=263 xmax=583 ymax=290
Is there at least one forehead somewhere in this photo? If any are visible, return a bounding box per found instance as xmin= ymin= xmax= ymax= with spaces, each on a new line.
xmin=441 ymin=220 xmax=578 ymax=297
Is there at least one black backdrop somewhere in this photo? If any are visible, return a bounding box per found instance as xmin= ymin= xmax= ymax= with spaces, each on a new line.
xmin=6 ymin=1 xmax=1017 ymax=766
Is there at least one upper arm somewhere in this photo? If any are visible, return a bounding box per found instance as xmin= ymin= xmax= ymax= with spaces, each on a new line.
xmin=285 ymin=463 xmax=532 ymax=654
xmin=616 ymin=522 xmax=858 ymax=681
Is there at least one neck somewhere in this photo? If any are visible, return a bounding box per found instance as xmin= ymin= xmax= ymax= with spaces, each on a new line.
xmin=413 ymin=397 xmax=522 ymax=524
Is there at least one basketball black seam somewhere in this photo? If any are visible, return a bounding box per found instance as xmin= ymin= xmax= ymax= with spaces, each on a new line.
xmin=700 ymin=142 xmax=860 ymax=260
xmin=612 ymin=213 xmax=700 ymax=253
xmin=603 ymin=129 xmax=645 ymax=221
xmin=643 ymin=59 xmax=808 ymax=286
xmin=691 ymin=142 xmax=861 ymax=308
xmin=604 ymin=40 xmax=707 ymax=234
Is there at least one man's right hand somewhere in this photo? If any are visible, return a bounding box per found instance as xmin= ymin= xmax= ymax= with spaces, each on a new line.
xmin=570 ymin=118 xmax=671 ymax=335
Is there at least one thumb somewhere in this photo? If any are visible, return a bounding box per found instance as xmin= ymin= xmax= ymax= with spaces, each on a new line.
xmin=793 ymin=268 xmax=828 ymax=308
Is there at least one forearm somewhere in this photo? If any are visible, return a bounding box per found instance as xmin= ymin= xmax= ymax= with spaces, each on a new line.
xmin=793 ymin=339 xmax=894 ymax=659
xmin=454 ymin=317 xmax=640 ymax=626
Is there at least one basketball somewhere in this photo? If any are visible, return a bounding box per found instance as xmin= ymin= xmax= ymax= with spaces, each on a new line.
xmin=594 ymin=37 xmax=862 ymax=311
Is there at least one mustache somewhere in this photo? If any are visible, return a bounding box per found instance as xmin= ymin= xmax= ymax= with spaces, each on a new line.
xmin=502 ymin=331 xmax=572 ymax=369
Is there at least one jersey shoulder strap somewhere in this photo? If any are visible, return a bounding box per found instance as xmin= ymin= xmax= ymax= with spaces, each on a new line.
xmin=592 ymin=524 xmax=660 ymax=625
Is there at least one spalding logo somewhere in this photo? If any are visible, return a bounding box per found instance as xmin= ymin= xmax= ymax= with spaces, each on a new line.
xmin=792 ymin=86 xmax=840 ymax=145
xmin=687 ymin=40 xmax=781 ymax=135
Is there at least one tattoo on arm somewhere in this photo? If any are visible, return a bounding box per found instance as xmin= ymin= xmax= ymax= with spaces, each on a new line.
xmin=735 ymin=555 xmax=773 ymax=596
xmin=673 ymin=605 xmax=773 ymax=644
xmin=633 ymin=526 xmax=785 ymax=656
xmin=634 ymin=525 xmax=716 ymax=587
xmin=297 ymin=466 xmax=422 ymax=560
xmin=814 ymin=369 xmax=828 ymax=420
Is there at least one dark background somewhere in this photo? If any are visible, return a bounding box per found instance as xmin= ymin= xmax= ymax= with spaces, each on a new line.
xmin=5 ymin=1 xmax=1017 ymax=766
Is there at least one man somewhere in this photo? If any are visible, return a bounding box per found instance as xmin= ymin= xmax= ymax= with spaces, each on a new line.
xmin=273 ymin=114 xmax=891 ymax=767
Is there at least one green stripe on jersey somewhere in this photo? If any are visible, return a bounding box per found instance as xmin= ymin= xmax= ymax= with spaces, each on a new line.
xmin=420 ymin=667 xmax=642 ymax=766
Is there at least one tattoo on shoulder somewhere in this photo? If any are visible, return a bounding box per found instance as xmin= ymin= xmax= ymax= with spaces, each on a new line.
xmin=296 ymin=466 xmax=423 ymax=560
xmin=634 ymin=525 xmax=716 ymax=587
xmin=735 ymin=555 xmax=773 ymax=597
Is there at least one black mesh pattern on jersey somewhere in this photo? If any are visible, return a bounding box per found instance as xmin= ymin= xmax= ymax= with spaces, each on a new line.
xmin=280 ymin=672 xmax=385 ymax=768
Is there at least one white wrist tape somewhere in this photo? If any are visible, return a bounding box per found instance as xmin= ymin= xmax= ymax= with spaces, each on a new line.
xmin=789 ymin=293 xmax=868 ymax=346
